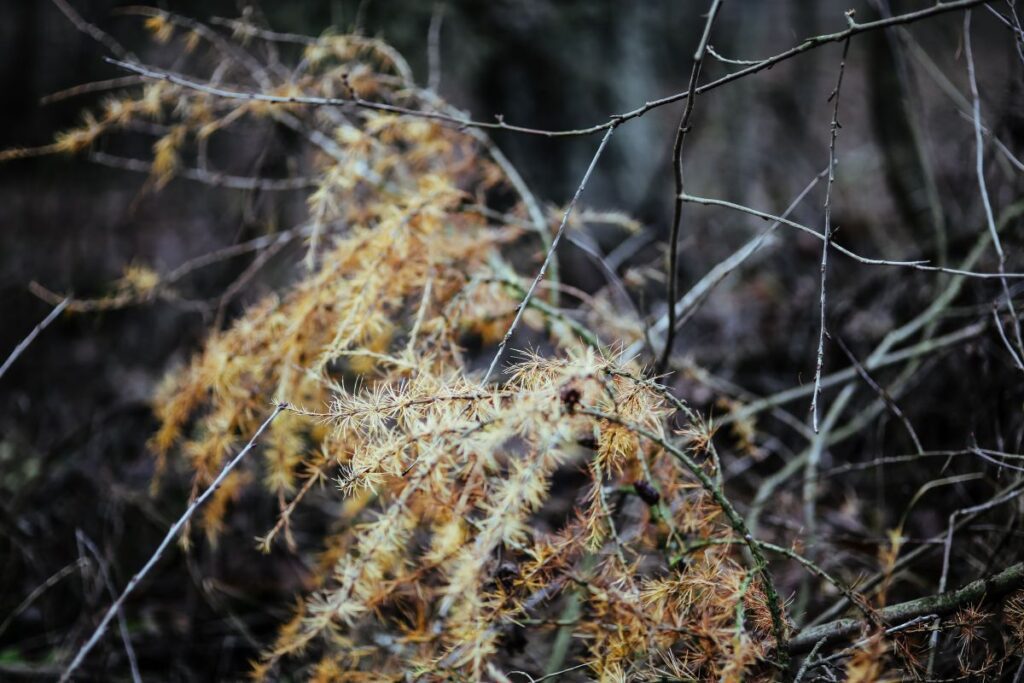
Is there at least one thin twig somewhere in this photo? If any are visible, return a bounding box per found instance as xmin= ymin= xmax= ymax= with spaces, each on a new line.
xmin=426 ymin=3 xmax=445 ymax=92
xmin=510 ymin=660 xmax=592 ymax=682
xmin=808 ymin=613 xmax=938 ymax=670
xmin=481 ymin=125 xmax=617 ymax=384
xmin=794 ymin=636 xmax=829 ymax=683
xmin=658 ymin=0 xmax=724 ymax=374
xmin=0 ymin=298 xmax=69 ymax=382
xmin=811 ymin=36 xmax=851 ymax=433
xmin=630 ymin=169 xmax=828 ymax=360
xmin=965 ymin=10 xmax=1024 ymax=369
xmin=88 ymin=152 xmax=318 ymax=191
xmin=681 ymin=193 xmax=1024 ymax=278
xmin=676 ymin=537 xmax=874 ymax=625
xmin=744 ymin=214 xmax=1022 ymax=551
xmin=926 ymin=485 xmax=1024 ymax=674
xmin=104 ymin=1 xmax=986 ymax=139
xmin=807 ymin=479 xmax=1024 ymax=629
xmin=75 ymin=532 xmax=142 ymax=683
xmin=705 ymin=44 xmax=762 ymax=66
xmin=900 ymin=29 xmax=1024 ymax=174
xmin=257 ymin=459 xmax=332 ymax=552
xmin=580 ymin=406 xmax=790 ymax=663
xmin=0 ymin=559 xmax=87 ymax=640
xmin=832 ymin=335 xmax=924 ymax=454
xmin=722 ymin=322 xmax=985 ymax=427
xmin=59 ymin=403 xmax=286 ymax=682
xmin=40 ymin=76 xmax=146 ymax=105
xmin=28 ymin=228 xmax=309 ymax=316
xmin=50 ymin=0 xmax=134 ymax=61
xmin=993 ymin=306 xmax=1024 ymax=369
xmin=105 ymin=57 xmax=580 ymax=138
xmin=822 ymin=449 xmax=1024 ymax=478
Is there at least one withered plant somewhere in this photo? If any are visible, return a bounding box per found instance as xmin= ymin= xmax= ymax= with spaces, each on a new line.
xmin=6 ymin=9 xmax=787 ymax=681
xmin=4 ymin=1 xmax=1024 ymax=682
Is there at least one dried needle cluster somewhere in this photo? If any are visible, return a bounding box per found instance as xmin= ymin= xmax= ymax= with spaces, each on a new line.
xmin=16 ymin=10 xmax=778 ymax=681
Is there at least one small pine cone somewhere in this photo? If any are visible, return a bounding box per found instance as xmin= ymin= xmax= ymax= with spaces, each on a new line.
xmin=633 ymin=480 xmax=661 ymax=506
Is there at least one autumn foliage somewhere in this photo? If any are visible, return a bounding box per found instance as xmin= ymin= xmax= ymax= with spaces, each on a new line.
xmin=6 ymin=5 xmax=1024 ymax=682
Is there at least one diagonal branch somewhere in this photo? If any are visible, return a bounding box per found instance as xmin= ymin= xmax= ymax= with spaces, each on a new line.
xmin=657 ymin=0 xmax=724 ymax=374
xmin=59 ymin=403 xmax=286 ymax=682
xmin=0 ymin=298 xmax=69 ymax=382
xmin=481 ymin=125 xmax=617 ymax=384
xmin=789 ymin=561 xmax=1024 ymax=653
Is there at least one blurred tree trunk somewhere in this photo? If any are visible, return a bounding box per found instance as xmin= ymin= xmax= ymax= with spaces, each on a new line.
xmin=865 ymin=0 xmax=948 ymax=264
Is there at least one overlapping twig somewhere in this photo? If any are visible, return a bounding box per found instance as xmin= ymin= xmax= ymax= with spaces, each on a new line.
xmin=59 ymin=403 xmax=286 ymax=682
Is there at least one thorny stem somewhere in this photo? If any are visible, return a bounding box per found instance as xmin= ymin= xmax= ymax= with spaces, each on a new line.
xmin=59 ymin=403 xmax=286 ymax=682
xmin=658 ymin=0 xmax=724 ymax=375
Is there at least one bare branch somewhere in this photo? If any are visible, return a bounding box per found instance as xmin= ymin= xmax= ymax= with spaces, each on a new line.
xmin=87 ymin=152 xmax=318 ymax=191
xmin=50 ymin=0 xmax=134 ymax=62
xmin=811 ymin=36 xmax=851 ymax=434
xmin=658 ymin=0 xmax=724 ymax=374
xmin=682 ymin=193 xmax=1024 ymax=278
xmin=965 ymin=9 xmax=1024 ymax=369
xmin=75 ymin=532 xmax=142 ymax=683
xmin=481 ymin=125 xmax=617 ymax=385
xmin=59 ymin=403 xmax=286 ymax=682
xmin=106 ymin=0 xmax=986 ymax=139
xmin=0 ymin=298 xmax=69 ymax=382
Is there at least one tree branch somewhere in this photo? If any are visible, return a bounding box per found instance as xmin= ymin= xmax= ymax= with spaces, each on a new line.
xmin=59 ymin=403 xmax=286 ymax=682
xmin=789 ymin=562 xmax=1024 ymax=653
xmin=105 ymin=0 xmax=986 ymax=139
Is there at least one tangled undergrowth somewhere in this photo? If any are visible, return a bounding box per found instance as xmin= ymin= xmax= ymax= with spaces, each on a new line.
xmin=6 ymin=3 xmax=1024 ymax=682
xmin=12 ymin=11 xmax=786 ymax=680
